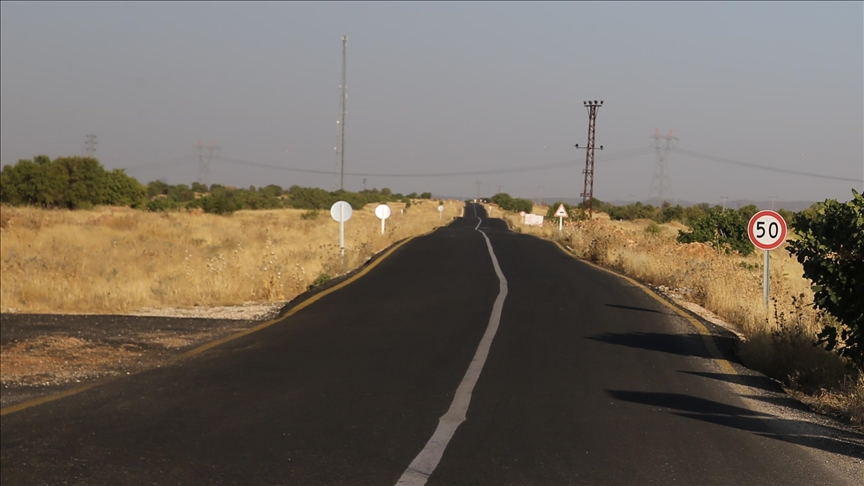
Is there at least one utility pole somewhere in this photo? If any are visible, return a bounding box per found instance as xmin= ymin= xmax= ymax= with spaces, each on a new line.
xmin=362 ymin=178 xmax=367 ymax=192
xmin=769 ymin=196 xmax=777 ymax=210
xmin=575 ymin=100 xmax=604 ymax=219
xmin=476 ymin=180 xmax=481 ymax=201
xmin=648 ymin=129 xmax=678 ymax=203
xmin=83 ymin=134 xmax=97 ymax=158
xmin=197 ymin=140 xmax=220 ymax=188
xmin=497 ymin=184 xmax=503 ymax=194
xmin=338 ymin=35 xmax=348 ymax=191
xmin=721 ymin=196 xmax=729 ymax=211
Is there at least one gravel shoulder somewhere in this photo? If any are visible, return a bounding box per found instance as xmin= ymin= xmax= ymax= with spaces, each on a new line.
xmin=0 ymin=302 xmax=286 ymax=408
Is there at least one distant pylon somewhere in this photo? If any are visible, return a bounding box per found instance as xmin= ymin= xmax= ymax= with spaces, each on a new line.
xmin=83 ymin=134 xmax=97 ymax=158
xmin=648 ymin=129 xmax=678 ymax=203
xmin=197 ymin=140 xmax=220 ymax=188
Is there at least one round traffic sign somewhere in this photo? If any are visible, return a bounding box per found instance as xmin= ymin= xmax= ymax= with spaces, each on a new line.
xmin=438 ymin=205 xmax=444 ymax=212
xmin=747 ymin=210 xmax=787 ymax=251
xmin=330 ymin=201 xmax=353 ymax=223
xmin=375 ymin=204 xmax=391 ymax=220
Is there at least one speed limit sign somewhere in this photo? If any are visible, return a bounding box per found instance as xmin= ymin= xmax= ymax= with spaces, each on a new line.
xmin=748 ymin=210 xmax=787 ymax=251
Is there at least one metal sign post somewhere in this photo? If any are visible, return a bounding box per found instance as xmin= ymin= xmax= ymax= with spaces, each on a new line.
xmin=375 ymin=204 xmax=391 ymax=235
xmin=554 ymin=204 xmax=569 ymax=233
xmin=330 ymin=201 xmax=353 ymax=260
xmin=747 ymin=210 xmax=788 ymax=309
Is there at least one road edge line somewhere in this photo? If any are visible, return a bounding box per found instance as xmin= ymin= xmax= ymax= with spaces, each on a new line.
xmin=550 ymin=240 xmax=737 ymax=375
xmin=1 ymin=234 xmax=421 ymax=417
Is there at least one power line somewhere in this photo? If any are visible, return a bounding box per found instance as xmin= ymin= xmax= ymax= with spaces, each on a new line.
xmin=125 ymin=154 xmax=198 ymax=173
xmin=671 ymin=147 xmax=862 ymax=183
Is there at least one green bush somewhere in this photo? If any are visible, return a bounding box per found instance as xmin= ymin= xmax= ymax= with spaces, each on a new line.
xmin=786 ymin=189 xmax=864 ymax=369
xmin=0 ymin=156 xmax=146 ymax=209
xmin=491 ymin=193 xmax=533 ymax=214
xmin=309 ymin=273 xmax=331 ymax=290
xmin=677 ymin=208 xmax=753 ymax=255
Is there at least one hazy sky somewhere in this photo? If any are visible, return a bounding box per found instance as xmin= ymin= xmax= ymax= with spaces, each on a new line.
xmin=2 ymin=1 xmax=862 ymax=203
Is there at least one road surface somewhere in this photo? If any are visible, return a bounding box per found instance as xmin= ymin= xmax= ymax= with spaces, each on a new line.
xmin=2 ymin=204 xmax=861 ymax=485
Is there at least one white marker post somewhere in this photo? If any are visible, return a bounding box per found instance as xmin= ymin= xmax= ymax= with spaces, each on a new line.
xmin=375 ymin=204 xmax=391 ymax=234
xmin=554 ymin=203 xmax=569 ymax=232
xmin=747 ymin=210 xmax=788 ymax=308
xmin=438 ymin=204 xmax=444 ymax=220
xmin=330 ymin=201 xmax=353 ymax=258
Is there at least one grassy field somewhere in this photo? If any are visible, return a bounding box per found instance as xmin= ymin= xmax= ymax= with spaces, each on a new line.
xmin=0 ymin=199 xmax=461 ymax=314
xmin=504 ymin=208 xmax=863 ymax=427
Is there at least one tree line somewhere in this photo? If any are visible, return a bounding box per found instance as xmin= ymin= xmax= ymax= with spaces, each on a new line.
xmin=0 ymin=156 xmax=435 ymax=214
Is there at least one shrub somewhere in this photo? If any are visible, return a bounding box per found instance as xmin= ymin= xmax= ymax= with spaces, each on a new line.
xmin=300 ymin=209 xmax=320 ymax=220
xmin=677 ymin=208 xmax=753 ymax=255
xmin=787 ymin=189 xmax=864 ymax=369
xmin=644 ymin=222 xmax=662 ymax=235
xmin=309 ymin=273 xmax=331 ymax=290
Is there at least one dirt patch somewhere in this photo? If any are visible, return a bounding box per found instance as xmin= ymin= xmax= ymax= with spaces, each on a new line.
xmin=0 ymin=303 xmax=286 ymax=409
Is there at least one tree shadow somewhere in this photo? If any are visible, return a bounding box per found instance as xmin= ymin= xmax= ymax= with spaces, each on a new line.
xmin=604 ymin=304 xmax=674 ymax=316
xmin=682 ymin=371 xmax=784 ymax=395
xmin=608 ymin=390 xmax=864 ymax=460
xmin=588 ymin=331 xmax=736 ymax=360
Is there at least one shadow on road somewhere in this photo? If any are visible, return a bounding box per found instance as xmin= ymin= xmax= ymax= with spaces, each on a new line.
xmin=607 ymin=390 xmax=864 ymax=461
xmin=587 ymin=331 xmax=736 ymax=360
xmin=604 ymin=304 xmax=674 ymax=316
xmin=681 ymin=371 xmax=784 ymax=395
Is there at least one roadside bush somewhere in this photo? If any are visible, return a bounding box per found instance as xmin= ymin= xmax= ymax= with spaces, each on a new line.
xmin=787 ymin=189 xmax=864 ymax=369
xmin=677 ymin=208 xmax=753 ymax=256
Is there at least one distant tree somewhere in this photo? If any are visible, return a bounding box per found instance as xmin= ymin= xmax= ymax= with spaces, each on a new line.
xmin=148 ymin=180 xmax=171 ymax=198
xmin=420 ymin=192 xmax=432 ymax=199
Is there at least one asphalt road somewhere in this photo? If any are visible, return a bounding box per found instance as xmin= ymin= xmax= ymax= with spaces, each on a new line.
xmin=2 ymin=204 xmax=861 ymax=485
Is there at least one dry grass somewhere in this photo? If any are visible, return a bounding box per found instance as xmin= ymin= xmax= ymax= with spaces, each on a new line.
xmin=503 ymin=210 xmax=862 ymax=427
xmin=0 ymin=199 xmax=461 ymax=314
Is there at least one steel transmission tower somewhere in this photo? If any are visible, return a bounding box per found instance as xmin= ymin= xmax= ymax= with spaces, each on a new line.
xmin=196 ymin=140 xmax=220 ymax=188
xmin=333 ymin=35 xmax=348 ymax=191
xmin=575 ymin=100 xmax=604 ymax=218
xmin=83 ymin=134 xmax=97 ymax=158
xmin=648 ymin=129 xmax=678 ymax=203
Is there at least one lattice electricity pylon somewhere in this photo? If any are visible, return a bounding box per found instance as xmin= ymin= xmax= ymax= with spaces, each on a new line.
xmin=83 ymin=134 xmax=97 ymax=158
xmin=197 ymin=140 xmax=220 ymax=188
xmin=648 ymin=129 xmax=678 ymax=203
xmin=575 ymin=100 xmax=604 ymax=218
